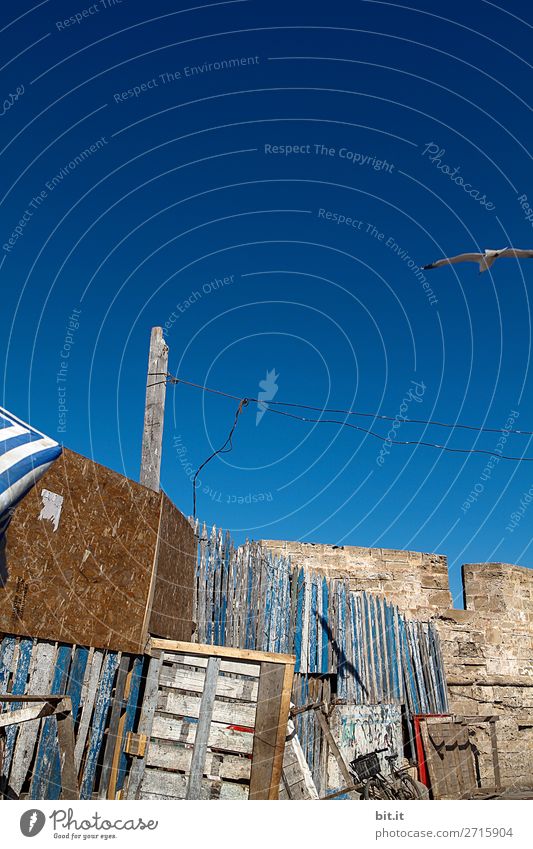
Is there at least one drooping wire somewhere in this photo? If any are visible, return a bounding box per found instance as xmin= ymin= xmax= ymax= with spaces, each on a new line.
xmin=191 ymin=395 xmax=249 ymax=518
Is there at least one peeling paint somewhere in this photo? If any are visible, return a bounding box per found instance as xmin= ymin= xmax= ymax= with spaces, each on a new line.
xmin=38 ymin=490 xmax=63 ymax=532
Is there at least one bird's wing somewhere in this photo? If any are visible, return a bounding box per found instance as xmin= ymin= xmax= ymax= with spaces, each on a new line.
xmin=423 ymin=253 xmax=483 ymax=269
xmin=497 ymin=248 xmax=533 ymax=259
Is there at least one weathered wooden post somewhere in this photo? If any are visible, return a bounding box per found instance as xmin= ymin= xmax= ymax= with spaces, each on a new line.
xmin=140 ymin=327 xmax=169 ymax=492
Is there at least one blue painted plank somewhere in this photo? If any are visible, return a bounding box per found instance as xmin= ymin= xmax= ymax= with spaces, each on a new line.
xmin=0 ymin=636 xmax=16 ymax=696
xmin=385 ymin=602 xmax=398 ymax=701
xmin=218 ymin=540 xmax=226 ymax=647
xmin=116 ymin=656 xmax=143 ymax=791
xmin=270 ymin=561 xmax=277 ymax=653
xmin=399 ymin=617 xmax=419 ymax=714
xmin=375 ymin=598 xmax=384 ymax=704
xmin=245 ymin=549 xmax=254 ymax=650
xmin=263 ymin=555 xmax=272 ymax=652
xmin=409 ymin=621 xmax=429 ymax=714
xmin=294 ymin=569 xmax=305 ymax=673
xmin=429 ymin=624 xmax=448 ymax=711
xmin=48 ymin=644 xmax=80 ymax=800
xmin=349 ymin=594 xmax=360 ymax=703
xmin=205 ymin=534 xmax=214 ymax=644
xmin=355 ymin=594 xmax=366 ymax=702
xmin=213 ymin=533 xmax=221 ymax=646
xmin=337 ymin=582 xmax=347 ymax=699
xmin=30 ymin=643 xmax=72 ymax=800
xmin=363 ymin=593 xmax=374 ymax=702
xmin=1 ymin=638 xmax=33 ymax=783
xmin=280 ymin=561 xmax=286 ymax=653
xmin=79 ymin=652 xmax=120 ymax=799
xmin=321 ymin=578 xmax=329 ymax=675
xmin=269 ymin=553 xmax=278 ymax=653
xmin=66 ymin=646 xmax=89 ymax=722
xmin=310 ymin=579 xmax=318 ymax=674
xmin=276 ymin=566 xmax=285 ymax=653
xmin=370 ymin=596 xmax=381 ymax=702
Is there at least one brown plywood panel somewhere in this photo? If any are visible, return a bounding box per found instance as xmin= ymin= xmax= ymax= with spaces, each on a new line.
xmin=148 ymin=494 xmax=195 ymax=642
xmin=0 ymin=448 xmax=161 ymax=652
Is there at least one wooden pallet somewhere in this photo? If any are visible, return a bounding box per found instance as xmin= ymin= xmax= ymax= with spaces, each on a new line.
xmin=125 ymin=639 xmax=295 ymax=801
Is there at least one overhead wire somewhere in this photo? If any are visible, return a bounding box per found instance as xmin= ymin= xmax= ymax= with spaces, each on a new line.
xmin=149 ymin=372 xmax=533 ymax=511
xmin=160 ymin=372 xmax=533 ymax=455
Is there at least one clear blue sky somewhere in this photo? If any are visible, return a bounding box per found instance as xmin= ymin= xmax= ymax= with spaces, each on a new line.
xmin=2 ymin=0 xmax=532 ymax=606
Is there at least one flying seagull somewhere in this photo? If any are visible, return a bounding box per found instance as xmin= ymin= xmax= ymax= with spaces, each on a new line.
xmin=423 ymin=247 xmax=533 ymax=273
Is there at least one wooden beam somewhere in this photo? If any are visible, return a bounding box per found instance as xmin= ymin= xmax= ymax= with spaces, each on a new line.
xmin=0 ymin=694 xmax=65 ymax=703
xmin=98 ymin=655 xmax=129 ymax=799
xmin=269 ymin=661 xmax=295 ymax=799
xmin=140 ymin=326 xmax=168 ymax=492
xmin=0 ymin=703 xmax=56 ymax=728
xmin=185 ymin=656 xmax=221 ymax=799
xmin=489 ymin=719 xmax=502 ymax=792
xmin=315 ymin=708 xmax=353 ymax=790
xmin=149 ymin=637 xmax=295 ymax=666
xmin=56 ymin=700 xmax=79 ymax=800
xmin=125 ymin=653 xmax=163 ymax=799
xmin=249 ymin=661 xmax=287 ymax=800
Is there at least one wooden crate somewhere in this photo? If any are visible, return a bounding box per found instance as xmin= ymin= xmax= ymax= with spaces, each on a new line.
xmin=125 ymin=639 xmax=295 ymax=800
xmin=0 ymin=449 xmax=195 ymax=653
xmin=418 ymin=715 xmax=501 ymax=800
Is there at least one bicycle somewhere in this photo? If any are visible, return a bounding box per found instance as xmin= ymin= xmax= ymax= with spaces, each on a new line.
xmin=349 ymin=747 xmax=428 ymax=800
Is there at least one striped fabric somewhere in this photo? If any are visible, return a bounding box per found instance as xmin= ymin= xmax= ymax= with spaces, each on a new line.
xmin=0 ymin=406 xmax=62 ymax=542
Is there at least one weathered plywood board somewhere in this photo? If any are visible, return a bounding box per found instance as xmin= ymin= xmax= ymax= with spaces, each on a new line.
xmin=1 ymin=449 xmax=195 ymax=653
xmin=1 ymin=450 xmax=159 ymax=652
xmin=149 ymin=493 xmax=196 ymax=642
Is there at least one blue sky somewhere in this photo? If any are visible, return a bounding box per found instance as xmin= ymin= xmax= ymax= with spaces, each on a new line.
xmin=2 ymin=0 xmax=532 ymax=605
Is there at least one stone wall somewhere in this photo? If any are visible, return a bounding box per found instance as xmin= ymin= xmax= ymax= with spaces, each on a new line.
xmin=437 ymin=563 xmax=533 ymax=790
xmin=262 ymin=540 xmax=453 ymax=615
xmin=262 ymin=539 xmax=533 ymax=792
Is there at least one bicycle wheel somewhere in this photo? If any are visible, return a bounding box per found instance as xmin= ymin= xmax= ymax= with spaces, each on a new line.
xmin=397 ymin=774 xmax=428 ymax=800
xmin=363 ymin=778 xmax=395 ymax=800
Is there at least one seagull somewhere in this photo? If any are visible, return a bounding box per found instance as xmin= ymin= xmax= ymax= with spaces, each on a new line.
xmin=423 ymin=247 xmax=533 ymax=274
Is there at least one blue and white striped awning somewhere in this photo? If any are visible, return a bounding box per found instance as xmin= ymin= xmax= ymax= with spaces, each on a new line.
xmin=0 ymin=406 xmax=62 ymax=542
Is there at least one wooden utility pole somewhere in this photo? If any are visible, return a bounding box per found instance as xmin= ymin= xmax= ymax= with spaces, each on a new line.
xmin=140 ymin=326 xmax=169 ymax=491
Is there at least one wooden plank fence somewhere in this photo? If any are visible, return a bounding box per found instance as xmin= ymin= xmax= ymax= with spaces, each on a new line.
xmin=0 ymin=635 xmax=145 ymax=800
xmin=192 ymin=525 xmax=448 ymax=713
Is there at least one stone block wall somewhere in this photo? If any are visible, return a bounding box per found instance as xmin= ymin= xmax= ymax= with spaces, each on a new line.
xmin=437 ymin=563 xmax=533 ymax=789
xmin=261 ymin=540 xmax=452 ymax=615
xmin=262 ymin=539 xmax=533 ymax=792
